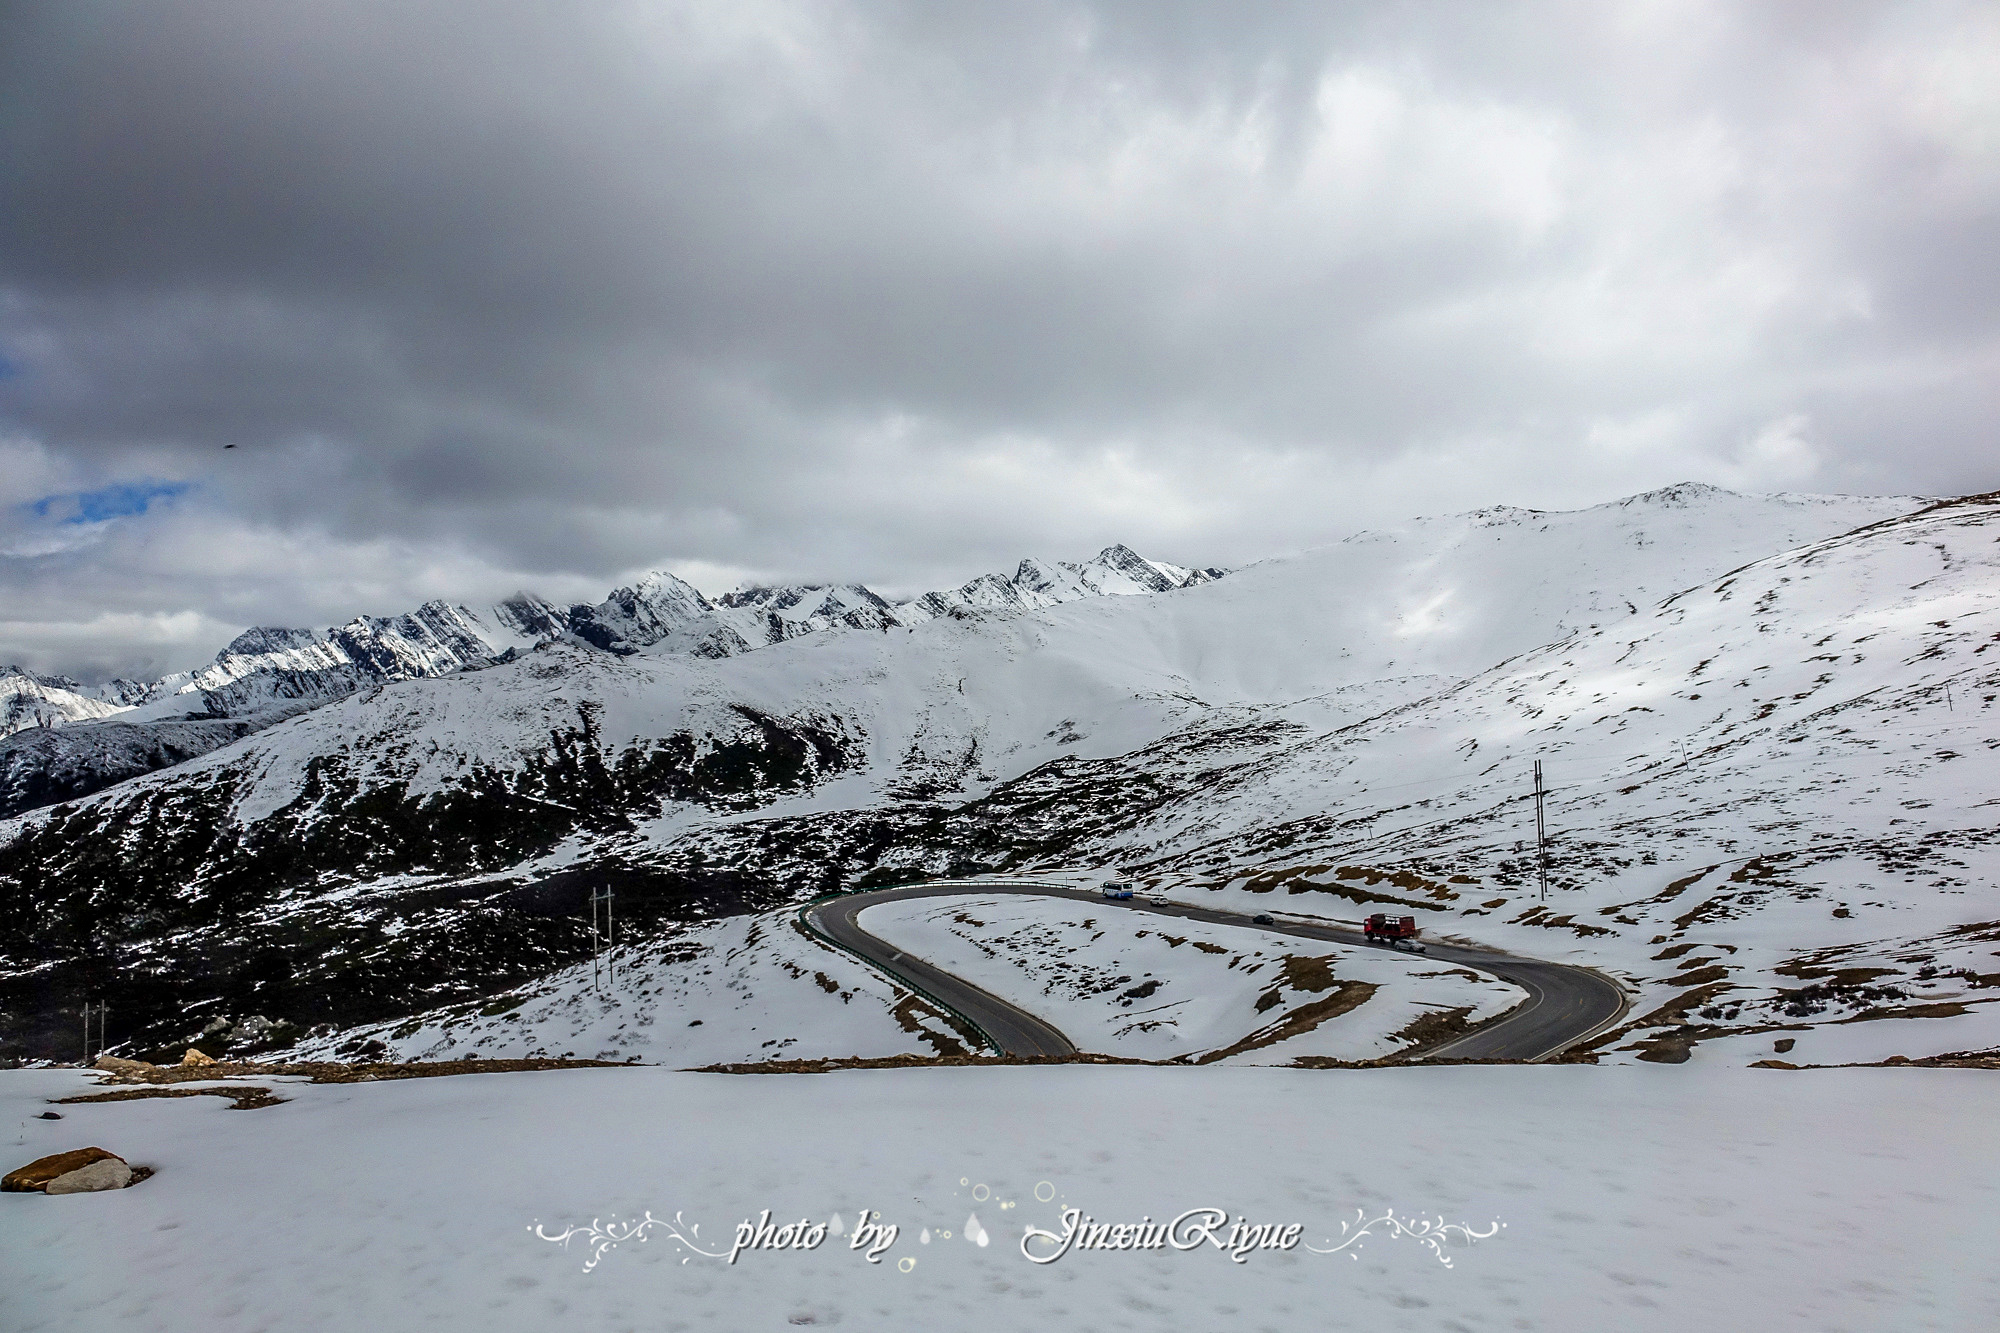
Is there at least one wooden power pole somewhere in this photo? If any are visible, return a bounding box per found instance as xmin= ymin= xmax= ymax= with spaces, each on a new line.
xmin=590 ymin=886 xmax=615 ymax=989
xmin=1533 ymin=760 xmax=1550 ymax=902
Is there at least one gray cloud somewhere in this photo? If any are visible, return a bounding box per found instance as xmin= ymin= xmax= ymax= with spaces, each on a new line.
xmin=2 ymin=0 xmax=1996 ymax=679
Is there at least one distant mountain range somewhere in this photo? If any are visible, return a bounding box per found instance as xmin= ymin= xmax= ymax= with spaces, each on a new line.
xmin=0 ymin=543 xmax=1224 ymax=815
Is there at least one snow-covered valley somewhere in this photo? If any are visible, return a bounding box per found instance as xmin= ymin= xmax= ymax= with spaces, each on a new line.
xmin=1 ymin=484 xmax=1994 ymax=1074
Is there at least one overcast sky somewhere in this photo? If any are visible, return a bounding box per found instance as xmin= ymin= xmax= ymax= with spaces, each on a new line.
xmin=3 ymin=1 xmax=1996 ymax=681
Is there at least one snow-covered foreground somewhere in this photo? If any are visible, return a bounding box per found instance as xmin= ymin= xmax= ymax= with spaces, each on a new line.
xmin=4 ymin=1065 xmax=1995 ymax=1333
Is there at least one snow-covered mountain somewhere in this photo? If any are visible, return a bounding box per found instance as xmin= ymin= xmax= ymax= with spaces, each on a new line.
xmin=302 ymin=486 xmax=2000 ymax=1072
xmin=7 ymin=482 xmax=1979 ymax=1067
xmin=0 ymin=545 xmax=1219 ymax=813
xmin=709 ymin=583 xmax=904 ymax=649
xmin=702 ymin=544 xmax=1225 ymax=647
xmin=0 ymin=666 xmax=134 ymax=733
xmin=1047 ymin=489 xmax=2000 ymax=1067
xmin=895 ymin=543 xmax=1226 ymax=622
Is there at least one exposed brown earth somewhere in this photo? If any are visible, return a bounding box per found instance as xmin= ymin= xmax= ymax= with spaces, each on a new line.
xmin=693 ymin=1051 xmax=1155 ymax=1074
xmin=1387 ymin=1005 xmax=1475 ymax=1052
xmin=81 ymin=1055 xmax=631 ymax=1087
xmin=59 ymin=1086 xmax=286 ymax=1111
xmin=1193 ymin=980 xmax=1379 ymax=1064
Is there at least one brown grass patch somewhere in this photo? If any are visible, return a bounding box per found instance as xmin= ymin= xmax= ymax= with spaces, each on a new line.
xmin=691 ymin=1052 xmax=1150 ymax=1074
xmin=60 ymin=1086 xmax=284 ymax=1111
xmin=1388 ymin=1005 xmax=1475 ymax=1052
xmin=89 ymin=1057 xmax=631 ymax=1089
xmin=1672 ymin=897 xmax=1734 ymax=931
xmin=1278 ymin=955 xmax=1338 ymax=993
xmin=1194 ymin=981 xmax=1379 ymax=1064
xmin=1837 ymin=1002 xmax=1975 ymax=1022
xmin=1773 ymin=960 xmax=1898 ymax=985
xmin=1632 ymin=1032 xmax=1695 ymax=1063
xmin=890 ymin=994 xmax=977 ymax=1058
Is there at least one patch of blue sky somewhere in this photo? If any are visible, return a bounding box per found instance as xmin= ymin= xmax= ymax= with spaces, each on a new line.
xmin=28 ymin=480 xmax=194 ymax=525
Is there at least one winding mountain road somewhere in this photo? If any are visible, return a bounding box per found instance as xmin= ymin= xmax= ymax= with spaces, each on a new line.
xmin=804 ymin=880 xmax=1629 ymax=1063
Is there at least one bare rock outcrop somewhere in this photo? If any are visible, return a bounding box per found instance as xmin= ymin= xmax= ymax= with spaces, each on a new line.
xmin=3 ymin=1146 xmax=134 ymax=1193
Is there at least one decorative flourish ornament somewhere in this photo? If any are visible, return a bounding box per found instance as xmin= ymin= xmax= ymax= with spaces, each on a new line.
xmin=532 ymin=1211 xmax=729 ymax=1272
xmin=1303 ymin=1208 xmax=1503 ymax=1267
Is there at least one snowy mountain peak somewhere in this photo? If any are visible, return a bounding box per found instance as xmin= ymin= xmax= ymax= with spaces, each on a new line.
xmin=490 ymin=592 xmax=571 ymax=641
xmin=569 ymin=570 xmax=720 ymax=654
xmin=629 ymin=569 xmax=714 ymax=615
xmin=1460 ymin=503 xmax=1542 ymax=526
xmin=710 ymin=582 xmax=903 ymax=649
xmin=0 ymin=539 xmax=1218 ymax=803
xmin=716 ymin=583 xmax=892 ymax=618
xmin=2 ymin=665 xmax=134 ymax=736
xmin=1618 ymin=480 xmax=1732 ymax=507
xmin=3 ymin=665 xmax=80 ymax=691
xmin=892 ymin=543 xmax=1225 ymax=624
xmin=1060 ymin=543 xmax=1225 ymax=597
xmin=221 ymin=626 xmax=326 ymax=657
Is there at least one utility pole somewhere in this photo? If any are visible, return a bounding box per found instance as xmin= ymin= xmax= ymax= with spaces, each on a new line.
xmin=590 ymin=886 xmax=615 ymax=989
xmin=1944 ymin=680 xmax=1954 ymax=712
xmin=1533 ymin=761 xmax=1550 ymax=902
xmin=81 ymin=1001 xmax=107 ymax=1065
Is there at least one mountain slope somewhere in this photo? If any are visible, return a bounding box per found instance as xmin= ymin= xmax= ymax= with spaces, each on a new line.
xmin=912 ymin=491 xmax=2000 ymax=1065
xmin=0 ymin=484 xmax=1940 ymax=1060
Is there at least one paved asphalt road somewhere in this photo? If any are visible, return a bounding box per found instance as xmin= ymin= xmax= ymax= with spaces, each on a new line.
xmin=804 ymin=880 xmax=1629 ymax=1063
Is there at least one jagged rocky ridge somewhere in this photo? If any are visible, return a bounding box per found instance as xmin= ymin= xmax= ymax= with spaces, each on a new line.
xmin=1 ymin=667 xmax=136 ymax=733
xmin=0 ymin=544 xmax=1221 ymax=818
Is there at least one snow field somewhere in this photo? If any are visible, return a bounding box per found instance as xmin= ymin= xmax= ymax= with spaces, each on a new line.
xmin=3 ymin=1064 xmax=1995 ymax=1333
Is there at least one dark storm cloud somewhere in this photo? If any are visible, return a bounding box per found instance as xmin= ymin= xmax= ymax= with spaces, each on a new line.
xmin=1 ymin=0 xmax=1996 ymax=679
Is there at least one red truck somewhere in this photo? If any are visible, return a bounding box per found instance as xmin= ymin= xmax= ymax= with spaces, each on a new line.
xmin=1363 ymin=913 xmax=1425 ymax=952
